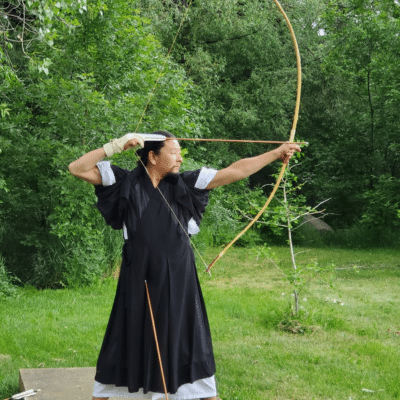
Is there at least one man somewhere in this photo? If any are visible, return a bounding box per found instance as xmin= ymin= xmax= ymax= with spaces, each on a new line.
xmin=69 ymin=131 xmax=300 ymax=400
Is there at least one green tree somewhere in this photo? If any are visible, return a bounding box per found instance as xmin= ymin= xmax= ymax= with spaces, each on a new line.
xmin=139 ymin=0 xmax=313 ymax=244
xmin=294 ymin=0 xmax=400 ymax=244
xmin=0 ymin=0 xmax=205 ymax=287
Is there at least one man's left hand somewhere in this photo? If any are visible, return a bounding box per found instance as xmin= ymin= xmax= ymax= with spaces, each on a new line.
xmin=277 ymin=143 xmax=301 ymax=165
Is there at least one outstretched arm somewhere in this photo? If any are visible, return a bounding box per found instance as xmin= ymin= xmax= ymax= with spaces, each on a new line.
xmin=206 ymin=143 xmax=301 ymax=190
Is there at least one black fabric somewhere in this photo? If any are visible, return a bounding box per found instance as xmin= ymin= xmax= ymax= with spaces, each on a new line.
xmin=94 ymin=167 xmax=216 ymax=394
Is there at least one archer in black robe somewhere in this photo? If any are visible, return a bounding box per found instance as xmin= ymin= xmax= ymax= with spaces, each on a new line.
xmin=94 ymin=164 xmax=216 ymax=395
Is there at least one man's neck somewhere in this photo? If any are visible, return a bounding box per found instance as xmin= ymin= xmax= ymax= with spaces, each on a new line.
xmin=146 ymin=166 xmax=163 ymax=188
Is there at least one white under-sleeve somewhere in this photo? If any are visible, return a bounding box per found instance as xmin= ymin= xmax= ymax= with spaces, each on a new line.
xmin=186 ymin=167 xmax=217 ymax=235
xmin=194 ymin=167 xmax=218 ymax=190
xmin=188 ymin=218 xmax=200 ymax=235
xmin=97 ymin=161 xmax=116 ymax=186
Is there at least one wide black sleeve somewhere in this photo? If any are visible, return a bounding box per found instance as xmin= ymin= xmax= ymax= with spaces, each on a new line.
xmin=94 ymin=165 xmax=131 ymax=230
xmin=178 ymin=168 xmax=216 ymax=226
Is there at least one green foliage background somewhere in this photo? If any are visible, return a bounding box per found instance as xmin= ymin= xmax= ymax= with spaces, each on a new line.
xmin=1 ymin=0 xmax=399 ymax=288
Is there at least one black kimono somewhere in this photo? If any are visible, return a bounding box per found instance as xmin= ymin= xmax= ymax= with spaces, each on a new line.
xmin=93 ymin=163 xmax=216 ymax=396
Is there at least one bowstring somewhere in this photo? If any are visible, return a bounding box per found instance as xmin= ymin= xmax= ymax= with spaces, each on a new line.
xmin=134 ymin=0 xmax=194 ymax=134
xmin=133 ymin=0 xmax=210 ymax=272
xmin=137 ymin=157 xmax=210 ymax=272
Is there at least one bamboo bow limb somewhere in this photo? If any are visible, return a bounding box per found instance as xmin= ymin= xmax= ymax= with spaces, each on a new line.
xmin=206 ymin=0 xmax=302 ymax=274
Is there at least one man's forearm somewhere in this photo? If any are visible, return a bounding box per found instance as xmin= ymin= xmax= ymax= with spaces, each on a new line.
xmin=229 ymin=148 xmax=281 ymax=179
xmin=68 ymin=134 xmax=144 ymax=186
xmin=207 ymin=143 xmax=300 ymax=190
xmin=68 ymin=148 xmax=106 ymax=176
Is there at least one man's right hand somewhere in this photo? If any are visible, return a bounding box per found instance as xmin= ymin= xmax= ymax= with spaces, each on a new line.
xmin=103 ymin=133 xmax=144 ymax=157
xmin=123 ymin=136 xmax=144 ymax=151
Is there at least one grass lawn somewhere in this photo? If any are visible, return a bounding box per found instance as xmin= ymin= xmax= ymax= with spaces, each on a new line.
xmin=1 ymin=246 xmax=399 ymax=399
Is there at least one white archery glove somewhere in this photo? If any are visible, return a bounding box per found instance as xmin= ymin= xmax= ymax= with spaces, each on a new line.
xmin=103 ymin=133 xmax=145 ymax=157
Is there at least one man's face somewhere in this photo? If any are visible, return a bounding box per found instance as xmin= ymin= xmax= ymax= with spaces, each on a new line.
xmin=154 ymin=139 xmax=183 ymax=175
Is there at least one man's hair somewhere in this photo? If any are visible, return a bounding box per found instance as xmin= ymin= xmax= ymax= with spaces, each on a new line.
xmin=136 ymin=130 xmax=176 ymax=170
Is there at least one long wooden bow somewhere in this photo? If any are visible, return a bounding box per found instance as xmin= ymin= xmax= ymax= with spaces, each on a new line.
xmin=206 ymin=0 xmax=302 ymax=274
xmin=132 ymin=2 xmax=302 ymax=394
